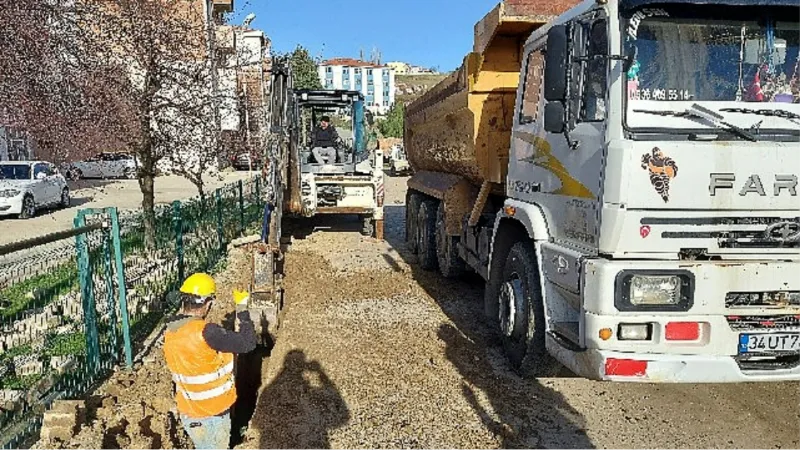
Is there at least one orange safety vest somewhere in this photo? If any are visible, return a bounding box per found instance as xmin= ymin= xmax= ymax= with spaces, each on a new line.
xmin=163 ymin=318 xmax=236 ymax=418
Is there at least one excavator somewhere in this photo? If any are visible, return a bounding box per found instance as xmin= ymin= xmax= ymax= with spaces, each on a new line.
xmin=247 ymin=57 xmax=387 ymax=345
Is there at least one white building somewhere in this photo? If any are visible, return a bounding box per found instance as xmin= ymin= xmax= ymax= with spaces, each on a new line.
xmin=318 ymin=58 xmax=396 ymax=115
xmin=0 ymin=126 xmax=35 ymax=161
xmin=386 ymin=61 xmax=410 ymax=75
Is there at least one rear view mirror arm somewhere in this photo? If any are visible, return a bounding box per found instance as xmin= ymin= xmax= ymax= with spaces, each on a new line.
xmin=564 ymin=129 xmax=580 ymax=150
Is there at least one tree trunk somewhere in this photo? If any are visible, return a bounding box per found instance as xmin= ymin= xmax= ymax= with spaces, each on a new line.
xmin=138 ymin=157 xmax=157 ymax=249
xmin=192 ymin=176 xmax=205 ymax=198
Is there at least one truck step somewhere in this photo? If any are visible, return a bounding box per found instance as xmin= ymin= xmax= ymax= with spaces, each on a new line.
xmin=551 ymin=321 xmax=581 ymax=347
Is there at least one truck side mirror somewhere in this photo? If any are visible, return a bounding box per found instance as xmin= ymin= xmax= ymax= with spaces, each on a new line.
xmin=544 ymin=24 xmax=568 ymax=102
xmin=544 ymin=102 xmax=565 ymax=133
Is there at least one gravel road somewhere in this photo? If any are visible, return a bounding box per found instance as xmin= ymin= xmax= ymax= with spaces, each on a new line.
xmin=242 ymin=174 xmax=799 ymax=449
xmin=55 ymin=173 xmax=800 ymax=449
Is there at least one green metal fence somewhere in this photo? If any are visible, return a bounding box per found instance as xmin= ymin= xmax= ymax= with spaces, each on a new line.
xmin=0 ymin=176 xmax=265 ymax=448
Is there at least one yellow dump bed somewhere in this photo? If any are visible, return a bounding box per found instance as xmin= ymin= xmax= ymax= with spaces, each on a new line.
xmin=404 ymin=0 xmax=575 ymax=186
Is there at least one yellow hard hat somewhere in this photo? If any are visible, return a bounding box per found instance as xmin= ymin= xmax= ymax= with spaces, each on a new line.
xmin=179 ymin=273 xmax=216 ymax=299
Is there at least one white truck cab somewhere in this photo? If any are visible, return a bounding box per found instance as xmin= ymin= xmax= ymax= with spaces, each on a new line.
xmin=501 ymin=0 xmax=800 ymax=381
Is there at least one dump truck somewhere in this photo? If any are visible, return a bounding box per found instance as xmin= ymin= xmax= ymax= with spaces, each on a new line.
xmin=404 ymin=0 xmax=800 ymax=382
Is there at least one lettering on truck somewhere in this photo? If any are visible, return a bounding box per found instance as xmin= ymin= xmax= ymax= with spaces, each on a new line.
xmin=709 ymin=174 xmax=799 ymax=197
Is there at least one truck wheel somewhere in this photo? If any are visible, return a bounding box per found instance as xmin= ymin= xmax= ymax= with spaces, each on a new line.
xmin=416 ymin=200 xmax=438 ymax=271
xmin=406 ymin=191 xmax=422 ymax=254
xmin=497 ymin=241 xmax=560 ymax=378
xmin=435 ymin=202 xmax=465 ymax=278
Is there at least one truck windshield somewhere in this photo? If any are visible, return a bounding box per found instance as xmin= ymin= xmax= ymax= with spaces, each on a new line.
xmin=624 ymin=6 xmax=800 ymax=136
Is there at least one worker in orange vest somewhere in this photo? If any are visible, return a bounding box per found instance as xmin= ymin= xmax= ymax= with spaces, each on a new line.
xmin=163 ymin=273 xmax=256 ymax=449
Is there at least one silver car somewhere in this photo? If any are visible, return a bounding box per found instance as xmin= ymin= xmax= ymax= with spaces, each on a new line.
xmin=69 ymin=152 xmax=139 ymax=179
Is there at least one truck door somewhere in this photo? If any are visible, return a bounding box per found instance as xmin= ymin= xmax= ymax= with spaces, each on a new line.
xmin=508 ymin=13 xmax=608 ymax=252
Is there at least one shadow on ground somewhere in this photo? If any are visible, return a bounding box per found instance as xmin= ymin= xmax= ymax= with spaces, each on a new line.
xmin=382 ymin=204 xmax=594 ymax=448
xmin=252 ymin=350 xmax=350 ymax=449
xmin=282 ymin=215 xmax=363 ymax=241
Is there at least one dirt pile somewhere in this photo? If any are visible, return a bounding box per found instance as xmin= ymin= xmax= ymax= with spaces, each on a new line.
xmin=49 ymin=247 xmax=252 ymax=450
xmin=62 ymin=364 xmax=184 ymax=450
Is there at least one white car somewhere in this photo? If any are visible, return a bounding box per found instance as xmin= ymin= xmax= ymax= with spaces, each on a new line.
xmin=69 ymin=152 xmax=139 ymax=179
xmin=0 ymin=161 xmax=70 ymax=219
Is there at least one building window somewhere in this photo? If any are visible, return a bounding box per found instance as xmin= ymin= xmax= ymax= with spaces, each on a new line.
xmin=367 ymin=69 xmax=374 ymax=82
xmin=383 ymin=69 xmax=390 ymax=79
xmin=366 ymin=95 xmax=374 ymax=104
xmin=383 ymin=99 xmax=390 ymax=107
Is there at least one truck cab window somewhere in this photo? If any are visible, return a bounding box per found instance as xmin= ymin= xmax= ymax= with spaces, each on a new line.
xmin=581 ymin=19 xmax=608 ymax=122
xmin=520 ymin=49 xmax=545 ymax=124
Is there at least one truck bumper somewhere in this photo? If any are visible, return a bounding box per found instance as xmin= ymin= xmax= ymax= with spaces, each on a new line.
xmin=547 ymin=258 xmax=800 ymax=383
xmin=550 ymin=340 xmax=800 ymax=382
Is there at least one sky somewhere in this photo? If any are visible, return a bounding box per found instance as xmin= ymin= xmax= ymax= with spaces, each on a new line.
xmin=232 ymin=0 xmax=499 ymax=71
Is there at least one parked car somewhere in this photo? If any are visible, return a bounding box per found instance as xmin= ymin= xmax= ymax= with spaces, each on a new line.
xmin=68 ymin=152 xmax=139 ymax=179
xmin=0 ymin=161 xmax=70 ymax=219
xmin=231 ymin=153 xmax=262 ymax=171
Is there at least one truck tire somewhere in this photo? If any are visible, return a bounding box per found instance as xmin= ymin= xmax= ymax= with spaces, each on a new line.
xmin=436 ymin=202 xmax=465 ymax=278
xmin=406 ymin=191 xmax=422 ymax=254
xmin=496 ymin=241 xmax=560 ymax=378
xmin=416 ymin=200 xmax=438 ymax=271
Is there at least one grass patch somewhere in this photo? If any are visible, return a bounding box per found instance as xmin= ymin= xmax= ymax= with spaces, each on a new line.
xmin=0 ymin=373 xmax=43 ymax=390
xmin=0 ymin=263 xmax=79 ymax=320
xmin=43 ymin=332 xmax=87 ymax=358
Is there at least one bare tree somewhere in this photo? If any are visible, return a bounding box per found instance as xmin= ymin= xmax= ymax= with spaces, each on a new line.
xmin=2 ymin=0 xmax=233 ymax=246
xmin=81 ymin=0 xmax=225 ymax=246
xmin=0 ymin=0 xmax=129 ymax=163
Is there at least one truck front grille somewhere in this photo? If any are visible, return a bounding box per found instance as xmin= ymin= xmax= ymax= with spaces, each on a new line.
xmin=726 ymin=291 xmax=800 ymax=308
xmin=726 ymin=315 xmax=800 ymax=331
xmin=641 ymin=217 xmax=800 ymax=249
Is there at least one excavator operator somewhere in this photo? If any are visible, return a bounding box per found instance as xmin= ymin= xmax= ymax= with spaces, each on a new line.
xmin=311 ymin=115 xmax=340 ymax=164
xmin=163 ymin=273 xmax=257 ymax=449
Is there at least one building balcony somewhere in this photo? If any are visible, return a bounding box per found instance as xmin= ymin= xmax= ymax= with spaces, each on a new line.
xmin=212 ymin=0 xmax=234 ymax=14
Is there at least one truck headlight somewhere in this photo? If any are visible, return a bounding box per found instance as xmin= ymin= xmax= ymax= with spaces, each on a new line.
xmin=615 ymin=271 xmax=694 ymax=311
xmin=0 ymin=189 xmax=21 ymax=198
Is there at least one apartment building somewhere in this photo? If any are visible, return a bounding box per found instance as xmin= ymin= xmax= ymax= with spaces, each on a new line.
xmin=318 ymin=58 xmax=396 ymax=115
xmin=214 ymin=23 xmax=272 ymax=158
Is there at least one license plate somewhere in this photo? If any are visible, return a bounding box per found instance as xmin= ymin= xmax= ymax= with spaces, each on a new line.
xmin=739 ymin=333 xmax=800 ymax=354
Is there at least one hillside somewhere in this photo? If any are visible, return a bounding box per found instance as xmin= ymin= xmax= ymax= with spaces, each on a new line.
xmin=395 ymin=74 xmax=448 ymax=104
